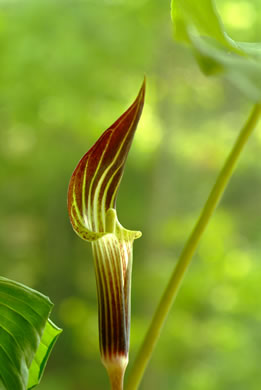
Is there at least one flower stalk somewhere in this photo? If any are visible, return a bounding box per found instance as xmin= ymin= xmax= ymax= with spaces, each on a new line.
xmin=126 ymin=103 xmax=261 ymax=390
xmin=68 ymin=80 xmax=145 ymax=389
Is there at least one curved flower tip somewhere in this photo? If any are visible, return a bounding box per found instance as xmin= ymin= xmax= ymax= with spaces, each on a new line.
xmin=67 ymin=80 xmax=145 ymax=389
xmin=67 ymin=79 xmax=145 ymax=241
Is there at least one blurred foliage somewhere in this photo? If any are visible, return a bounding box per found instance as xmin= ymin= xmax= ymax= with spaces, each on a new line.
xmin=1 ymin=0 xmax=261 ymax=389
xmin=171 ymin=0 xmax=261 ymax=101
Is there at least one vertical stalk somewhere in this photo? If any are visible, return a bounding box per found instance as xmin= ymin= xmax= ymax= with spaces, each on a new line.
xmin=126 ymin=104 xmax=261 ymax=390
xmin=106 ymin=361 xmax=126 ymax=390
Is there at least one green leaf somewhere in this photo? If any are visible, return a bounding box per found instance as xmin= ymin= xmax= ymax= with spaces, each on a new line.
xmin=0 ymin=277 xmax=61 ymax=390
xmin=171 ymin=0 xmax=261 ymax=101
xmin=172 ymin=0 xmax=233 ymax=48
xmin=27 ymin=319 xmax=62 ymax=389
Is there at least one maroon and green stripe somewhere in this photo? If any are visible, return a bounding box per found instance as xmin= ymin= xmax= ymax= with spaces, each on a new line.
xmin=67 ymin=80 xmax=145 ymax=389
xmin=67 ymin=80 xmax=145 ymax=239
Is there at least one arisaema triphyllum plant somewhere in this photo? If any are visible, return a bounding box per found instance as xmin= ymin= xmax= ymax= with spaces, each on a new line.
xmin=67 ymin=80 xmax=145 ymax=390
xmin=67 ymin=2 xmax=261 ymax=390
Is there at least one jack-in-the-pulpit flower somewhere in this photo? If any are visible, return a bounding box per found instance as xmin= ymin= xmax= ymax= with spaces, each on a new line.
xmin=67 ymin=80 xmax=145 ymax=390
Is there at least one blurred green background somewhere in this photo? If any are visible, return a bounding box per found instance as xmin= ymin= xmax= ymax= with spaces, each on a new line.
xmin=1 ymin=0 xmax=261 ymax=389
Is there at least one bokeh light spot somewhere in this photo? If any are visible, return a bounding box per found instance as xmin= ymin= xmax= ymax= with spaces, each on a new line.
xmin=221 ymin=1 xmax=256 ymax=30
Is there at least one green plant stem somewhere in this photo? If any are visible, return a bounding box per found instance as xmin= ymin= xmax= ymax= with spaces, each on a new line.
xmin=126 ymin=103 xmax=261 ymax=390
